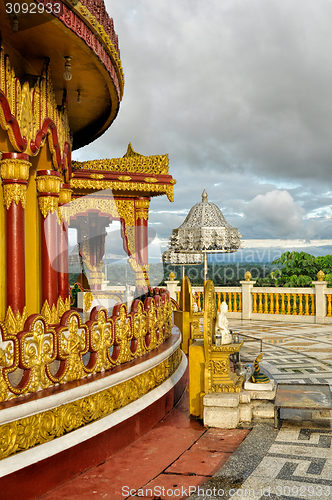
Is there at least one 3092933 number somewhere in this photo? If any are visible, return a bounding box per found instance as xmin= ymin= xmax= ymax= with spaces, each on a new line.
xmin=5 ymin=2 xmax=62 ymax=16
xmin=275 ymin=485 xmax=330 ymax=497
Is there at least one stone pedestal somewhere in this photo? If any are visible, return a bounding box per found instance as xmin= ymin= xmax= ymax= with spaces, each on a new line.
xmin=203 ymin=393 xmax=240 ymax=429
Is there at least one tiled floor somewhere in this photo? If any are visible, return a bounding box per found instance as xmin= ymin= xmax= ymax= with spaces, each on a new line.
xmin=38 ymin=392 xmax=249 ymax=500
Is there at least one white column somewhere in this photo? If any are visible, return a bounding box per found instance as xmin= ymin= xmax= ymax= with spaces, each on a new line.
xmin=165 ymin=279 xmax=180 ymax=301
xmin=240 ymin=280 xmax=256 ymax=320
xmin=313 ymin=281 xmax=327 ymax=324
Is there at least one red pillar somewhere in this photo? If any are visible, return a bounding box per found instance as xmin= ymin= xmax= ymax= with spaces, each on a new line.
xmin=135 ymin=197 xmax=150 ymax=293
xmin=0 ymin=153 xmax=30 ymax=327
xmin=58 ymin=184 xmax=71 ymax=302
xmin=36 ymin=170 xmax=61 ymax=318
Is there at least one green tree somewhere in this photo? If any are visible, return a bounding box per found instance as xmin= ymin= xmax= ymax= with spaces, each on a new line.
xmin=256 ymin=251 xmax=332 ymax=287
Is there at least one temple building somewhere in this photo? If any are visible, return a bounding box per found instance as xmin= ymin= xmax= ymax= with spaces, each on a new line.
xmin=0 ymin=2 xmax=185 ymax=498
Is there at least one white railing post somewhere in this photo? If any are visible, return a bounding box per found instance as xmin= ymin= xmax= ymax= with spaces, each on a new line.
xmin=165 ymin=273 xmax=180 ymax=302
xmin=240 ymin=279 xmax=256 ymax=320
xmin=313 ymin=280 xmax=327 ymax=323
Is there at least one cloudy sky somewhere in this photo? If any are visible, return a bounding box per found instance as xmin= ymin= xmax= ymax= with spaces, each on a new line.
xmin=72 ymin=0 xmax=332 ymax=262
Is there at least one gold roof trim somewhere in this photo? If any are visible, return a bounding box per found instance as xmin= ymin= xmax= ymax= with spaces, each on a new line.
xmin=70 ymin=178 xmax=174 ymax=201
xmin=72 ymin=145 xmax=169 ymax=175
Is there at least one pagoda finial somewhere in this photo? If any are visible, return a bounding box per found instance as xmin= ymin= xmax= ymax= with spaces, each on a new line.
xmin=202 ymin=189 xmax=208 ymax=202
xmin=123 ymin=143 xmax=142 ymax=158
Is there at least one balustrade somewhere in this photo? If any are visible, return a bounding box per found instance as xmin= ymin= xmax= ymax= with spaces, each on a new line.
xmin=0 ymin=291 xmax=173 ymax=403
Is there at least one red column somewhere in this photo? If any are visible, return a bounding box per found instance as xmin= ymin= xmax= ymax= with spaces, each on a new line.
xmin=0 ymin=153 xmax=30 ymax=328
xmin=58 ymin=184 xmax=71 ymax=302
xmin=36 ymin=170 xmax=61 ymax=318
xmin=135 ymin=197 xmax=150 ymax=293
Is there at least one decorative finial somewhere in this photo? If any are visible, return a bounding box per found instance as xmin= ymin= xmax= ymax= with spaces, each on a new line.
xmin=202 ymin=189 xmax=208 ymax=203
xmin=245 ymin=271 xmax=251 ymax=281
xmin=317 ymin=270 xmax=325 ymax=281
xmin=169 ymin=271 xmax=175 ymax=281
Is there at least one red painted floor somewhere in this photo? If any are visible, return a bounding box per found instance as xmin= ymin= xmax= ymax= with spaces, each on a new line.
xmin=39 ymin=389 xmax=249 ymax=500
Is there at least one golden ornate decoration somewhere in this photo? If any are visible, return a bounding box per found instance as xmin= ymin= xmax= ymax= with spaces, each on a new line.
xmin=113 ymin=304 xmax=133 ymax=364
xmin=19 ymin=316 xmax=56 ymax=394
xmin=64 ymin=1 xmax=125 ymax=98
xmin=169 ymin=271 xmax=176 ymax=281
xmin=144 ymin=177 xmax=158 ymax=183
xmin=118 ymin=175 xmax=132 ymax=181
xmin=4 ymin=306 xmax=28 ymax=335
xmin=88 ymin=308 xmax=114 ymax=372
xmin=38 ymin=196 xmax=59 ymax=218
xmin=0 ymin=159 xmax=30 ymax=180
xmin=131 ymin=302 xmax=147 ymax=358
xmin=63 ymin=196 xmax=136 ymax=256
xmin=72 ymin=147 xmax=169 ymax=175
xmin=0 ymin=348 xmax=181 ymax=460
xmin=317 ymin=270 xmax=325 ymax=281
xmin=1 ymin=297 xmax=173 ymax=403
xmin=56 ymin=312 xmax=89 ymax=384
xmin=84 ymin=292 xmax=94 ymax=312
xmin=136 ymin=210 xmax=149 ymax=220
xmin=170 ymin=179 xmax=177 ymax=185
xmin=203 ymin=280 xmax=244 ymax=393
xmin=2 ymin=183 xmax=27 ymax=210
xmin=90 ymin=174 xmax=104 ymax=179
xmin=0 ymin=158 xmax=31 ymax=209
xmin=40 ymin=297 xmax=70 ymax=325
xmin=70 ymin=178 xmax=174 ymax=202
xmin=59 ymin=187 xmax=72 ymax=205
xmin=36 ymin=175 xmax=61 ymax=194
xmin=0 ymin=50 xmax=71 ymax=165
xmin=245 ymin=271 xmax=252 ymax=281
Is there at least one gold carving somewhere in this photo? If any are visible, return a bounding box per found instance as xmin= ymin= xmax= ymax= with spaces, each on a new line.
xmin=59 ymin=187 xmax=72 ymax=205
xmin=84 ymin=292 xmax=94 ymax=312
xmin=203 ymin=280 xmax=244 ymax=393
xmin=70 ymin=178 xmax=174 ymax=202
xmin=118 ymin=175 xmax=132 ymax=181
xmin=38 ymin=196 xmax=59 ymax=218
xmin=1 ymin=297 xmax=173 ymax=403
xmin=36 ymin=175 xmax=61 ymax=194
xmin=170 ymin=179 xmax=177 ymax=185
xmin=0 ymin=51 xmax=71 ymax=165
xmin=245 ymin=271 xmax=252 ymax=281
xmin=4 ymin=306 xmax=28 ymax=335
xmin=90 ymin=174 xmax=104 ymax=179
xmin=144 ymin=177 xmax=158 ymax=183
xmin=169 ymin=272 xmax=175 ymax=281
xmin=0 ymin=348 xmax=181 ymax=460
xmin=317 ymin=270 xmax=325 ymax=281
xmin=136 ymin=210 xmax=149 ymax=220
xmin=20 ymin=316 xmax=56 ymax=393
xmin=2 ymin=183 xmax=27 ymax=210
xmin=41 ymin=297 xmax=70 ymax=324
xmin=57 ymin=312 xmax=88 ymax=383
xmin=72 ymin=149 xmax=169 ymax=175
xmin=113 ymin=304 xmax=133 ymax=364
xmin=89 ymin=309 xmax=114 ymax=372
xmin=0 ymin=159 xmax=30 ymax=180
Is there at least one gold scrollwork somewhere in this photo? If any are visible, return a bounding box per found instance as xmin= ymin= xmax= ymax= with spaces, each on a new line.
xmin=0 ymin=348 xmax=181 ymax=460
xmin=84 ymin=292 xmax=94 ymax=312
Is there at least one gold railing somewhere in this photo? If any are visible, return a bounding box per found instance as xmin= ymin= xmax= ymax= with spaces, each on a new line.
xmin=216 ymin=291 xmax=242 ymax=312
xmin=0 ymin=293 xmax=173 ymax=403
xmin=252 ymin=291 xmax=315 ymax=316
